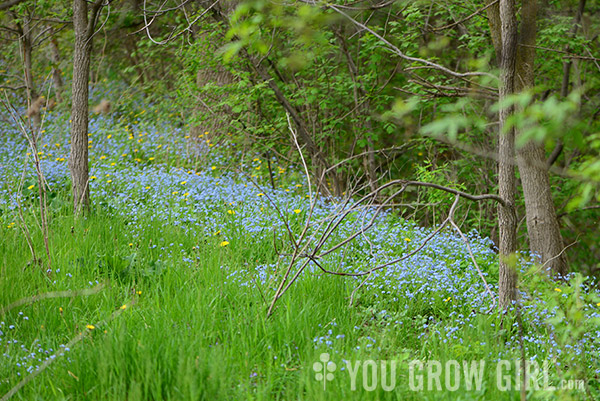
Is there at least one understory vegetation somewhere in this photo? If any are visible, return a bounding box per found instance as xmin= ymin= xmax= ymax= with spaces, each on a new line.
xmin=1 ymin=93 xmax=599 ymax=399
xmin=1 ymin=0 xmax=600 ymax=399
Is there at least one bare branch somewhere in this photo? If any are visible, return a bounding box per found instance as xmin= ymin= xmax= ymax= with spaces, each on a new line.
xmin=0 ymin=0 xmax=28 ymax=11
xmin=324 ymin=3 xmax=498 ymax=81
xmin=429 ymin=0 xmax=499 ymax=32
xmin=0 ymin=284 xmax=105 ymax=316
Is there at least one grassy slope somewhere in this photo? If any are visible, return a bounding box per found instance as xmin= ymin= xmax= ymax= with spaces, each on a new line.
xmin=0 ymin=104 xmax=599 ymax=400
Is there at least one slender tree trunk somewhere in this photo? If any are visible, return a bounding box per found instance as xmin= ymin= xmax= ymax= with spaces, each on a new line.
xmin=69 ymin=0 xmax=93 ymax=213
xmin=14 ymin=16 xmax=39 ymax=124
xmin=515 ymin=0 xmax=568 ymax=276
xmin=48 ymin=27 xmax=64 ymax=102
xmin=21 ymin=20 xmax=36 ymax=101
xmin=488 ymin=0 xmax=518 ymax=307
xmin=336 ymin=30 xmax=378 ymax=193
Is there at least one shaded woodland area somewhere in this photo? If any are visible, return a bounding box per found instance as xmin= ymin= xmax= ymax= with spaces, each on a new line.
xmin=1 ymin=0 xmax=599 ymax=399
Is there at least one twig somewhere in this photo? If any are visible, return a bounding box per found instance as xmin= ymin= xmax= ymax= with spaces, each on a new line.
xmin=429 ymin=0 xmax=499 ymax=32
xmin=447 ymin=195 xmax=496 ymax=311
xmin=1 ymin=296 xmax=134 ymax=401
xmin=518 ymin=43 xmax=600 ymax=62
xmin=0 ymin=284 xmax=105 ymax=316
xmin=325 ymin=3 xmax=497 ymax=80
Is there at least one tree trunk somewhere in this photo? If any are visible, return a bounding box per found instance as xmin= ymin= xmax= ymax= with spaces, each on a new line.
xmin=488 ymin=0 xmax=519 ymax=308
xmin=515 ymin=0 xmax=568 ymax=276
xmin=69 ymin=0 xmax=93 ymax=213
xmin=21 ymin=19 xmax=36 ymax=101
xmin=48 ymin=26 xmax=64 ymax=102
xmin=14 ymin=16 xmax=39 ymax=125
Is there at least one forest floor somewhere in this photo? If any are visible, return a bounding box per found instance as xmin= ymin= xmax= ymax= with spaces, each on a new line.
xmin=1 ymin=100 xmax=599 ymax=400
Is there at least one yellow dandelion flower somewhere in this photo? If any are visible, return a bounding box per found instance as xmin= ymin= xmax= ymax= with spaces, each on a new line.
xmin=107 ymin=180 xmax=113 ymax=183
xmin=137 ymin=291 xmax=142 ymax=295
xmin=404 ymin=238 xmax=411 ymax=242
xmin=172 ymin=191 xmax=179 ymax=195
xmin=149 ymin=157 xmax=155 ymax=161
xmin=110 ymin=162 xmax=116 ymax=166
xmin=27 ymin=184 xmax=35 ymax=190
xmin=100 ymin=155 xmax=106 ymax=160
xmin=257 ymin=193 xmax=265 ymax=197
xmin=59 ymin=307 xmax=63 ymax=313
xmin=128 ymin=243 xmax=133 ymax=247
xmin=554 ymin=288 xmax=562 ymax=293
xmin=107 ymin=134 xmax=112 ymax=139
xmin=120 ymin=305 xmax=127 ymax=310
xmin=180 ymin=181 xmax=187 ymax=185
xmin=220 ymin=241 xmax=230 ymax=247
xmin=145 ymin=186 xmax=150 ymax=189
xmin=293 ymin=209 xmax=301 ymax=214
xmin=211 ymin=166 xmax=216 ymax=170
xmin=86 ymin=324 xmax=95 ymax=330
xmin=227 ymin=210 xmax=235 ymax=215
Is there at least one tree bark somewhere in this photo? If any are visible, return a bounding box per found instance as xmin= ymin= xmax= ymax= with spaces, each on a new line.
xmin=48 ymin=26 xmax=64 ymax=102
xmin=13 ymin=15 xmax=39 ymax=124
xmin=488 ymin=0 xmax=518 ymax=308
xmin=515 ymin=0 xmax=568 ymax=276
xmin=69 ymin=0 xmax=102 ymax=213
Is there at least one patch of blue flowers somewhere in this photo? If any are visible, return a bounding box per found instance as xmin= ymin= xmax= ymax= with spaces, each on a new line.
xmin=1 ymin=104 xmax=599 ymax=379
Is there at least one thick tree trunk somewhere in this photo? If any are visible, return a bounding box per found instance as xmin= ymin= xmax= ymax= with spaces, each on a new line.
xmin=515 ymin=0 xmax=568 ymax=276
xmin=69 ymin=0 xmax=93 ymax=213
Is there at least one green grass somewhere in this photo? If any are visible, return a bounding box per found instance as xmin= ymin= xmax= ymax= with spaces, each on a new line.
xmin=0 ymin=207 xmax=594 ymax=400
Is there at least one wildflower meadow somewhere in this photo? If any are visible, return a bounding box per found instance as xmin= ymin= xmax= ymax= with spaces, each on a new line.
xmin=1 ymin=93 xmax=599 ymax=400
